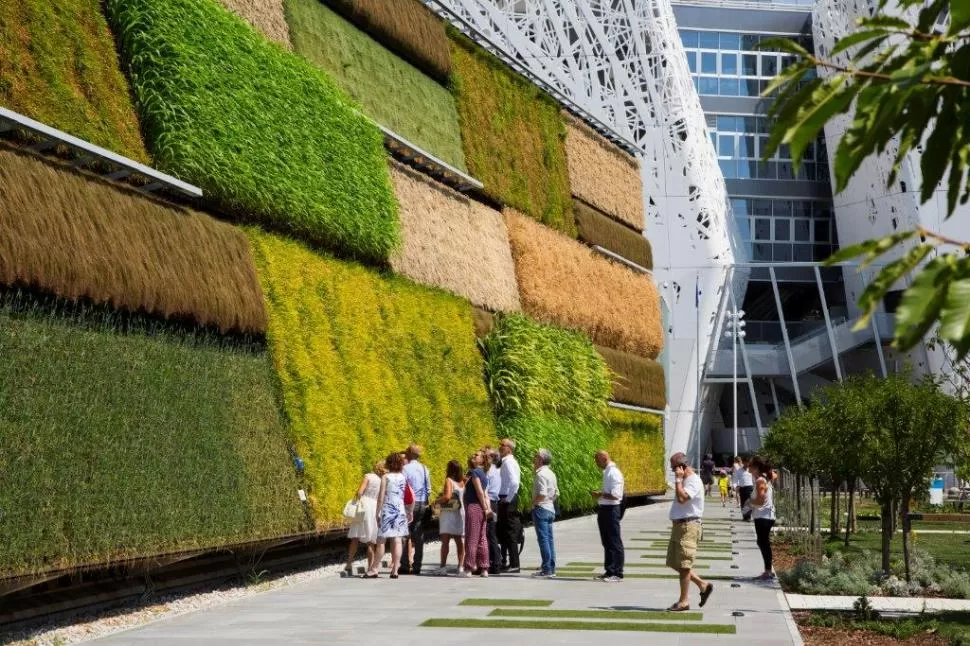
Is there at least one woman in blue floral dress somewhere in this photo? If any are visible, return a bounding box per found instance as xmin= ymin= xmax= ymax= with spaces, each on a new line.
xmin=366 ymin=452 xmax=411 ymax=578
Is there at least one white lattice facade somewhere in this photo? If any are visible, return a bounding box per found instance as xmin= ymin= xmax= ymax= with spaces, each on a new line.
xmin=427 ymin=0 xmax=735 ymax=461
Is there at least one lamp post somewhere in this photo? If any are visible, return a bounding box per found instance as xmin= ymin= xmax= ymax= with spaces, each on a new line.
xmin=724 ymin=309 xmax=746 ymax=458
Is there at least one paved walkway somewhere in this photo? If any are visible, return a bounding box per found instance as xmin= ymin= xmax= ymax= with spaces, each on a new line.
xmin=92 ymin=498 xmax=802 ymax=645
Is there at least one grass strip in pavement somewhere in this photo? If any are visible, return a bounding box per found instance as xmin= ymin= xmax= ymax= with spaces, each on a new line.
xmin=639 ymin=554 xmax=732 ymax=560
xmin=566 ymin=562 xmax=710 ymax=569
xmin=422 ymin=618 xmax=735 ymax=634
xmin=620 ymin=573 xmax=738 ymax=580
xmin=460 ymin=598 xmax=553 ymax=607
xmin=489 ymin=608 xmax=703 ymax=622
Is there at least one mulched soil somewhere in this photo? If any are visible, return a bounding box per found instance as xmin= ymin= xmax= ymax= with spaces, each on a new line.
xmin=793 ymin=614 xmax=950 ymax=646
xmin=773 ymin=539 xmax=812 ymax=573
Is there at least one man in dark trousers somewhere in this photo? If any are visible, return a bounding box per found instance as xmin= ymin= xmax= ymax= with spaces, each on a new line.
xmin=497 ymin=438 xmax=522 ymax=573
xmin=591 ymin=450 xmax=624 ymax=582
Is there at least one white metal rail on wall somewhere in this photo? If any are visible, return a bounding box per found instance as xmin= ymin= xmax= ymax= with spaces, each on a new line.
xmin=426 ymin=0 xmax=737 ymax=464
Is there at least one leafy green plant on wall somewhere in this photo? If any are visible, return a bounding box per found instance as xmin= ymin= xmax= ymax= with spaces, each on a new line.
xmin=106 ymin=0 xmax=399 ymax=263
xmin=449 ymin=34 xmax=574 ymax=236
xmin=0 ymin=0 xmax=148 ymax=161
xmin=286 ymin=0 xmax=467 ymax=171
xmin=481 ymin=313 xmax=612 ymax=512
xmin=249 ymin=229 xmax=497 ymax=526
xmin=605 ymin=408 xmax=665 ymax=495
xmin=0 ymin=291 xmax=306 ymax=578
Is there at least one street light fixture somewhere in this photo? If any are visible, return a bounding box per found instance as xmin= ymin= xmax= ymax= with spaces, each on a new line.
xmin=724 ymin=309 xmax=746 ymax=458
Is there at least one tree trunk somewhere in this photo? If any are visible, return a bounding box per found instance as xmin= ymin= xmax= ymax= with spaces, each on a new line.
xmin=795 ymin=476 xmax=802 ymax=522
xmin=880 ymin=500 xmax=893 ymax=576
xmin=845 ymin=480 xmax=855 ymax=548
xmin=830 ymin=482 xmax=841 ymax=536
xmin=901 ymin=496 xmax=912 ymax=582
xmin=850 ymin=478 xmax=858 ymax=534
xmin=809 ymin=477 xmax=818 ymax=536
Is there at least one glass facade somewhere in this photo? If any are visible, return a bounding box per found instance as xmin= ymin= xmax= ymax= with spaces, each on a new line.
xmin=709 ymin=114 xmax=829 ymax=182
xmin=732 ymin=198 xmax=837 ymax=263
xmin=681 ymin=30 xmax=815 ymax=98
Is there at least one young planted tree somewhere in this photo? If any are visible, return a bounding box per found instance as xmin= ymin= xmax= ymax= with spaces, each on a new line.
xmin=763 ymin=403 xmax=826 ymax=534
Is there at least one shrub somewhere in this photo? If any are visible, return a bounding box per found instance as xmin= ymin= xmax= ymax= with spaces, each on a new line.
xmin=249 ymin=229 xmax=497 ymax=526
xmin=0 ymin=0 xmax=148 ymax=161
xmin=287 ymin=0 xmax=465 ymax=170
xmin=480 ymin=313 xmax=611 ymax=425
xmin=450 ymin=35 xmax=574 ymax=236
xmin=563 ymin=114 xmax=644 ymax=230
xmin=388 ymin=162 xmax=520 ymax=312
xmin=0 ymin=149 xmax=267 ymax=335
xmin=605 ymin=408 xmax=665 ymax=495
xmin=499 ymin=415 xmax=605 ymax=514
xmin=217 ymin=0 xmax=292 ymax=47
xmin=106 ymin=0 xmax=398 ymax=263
xmin=505 ymin=210 xmax=664 ymax=358
xmin=575 ymin=199 xmax=653 ymax=270
xmin=0 ymin=291 xmax=306 ymax=578
xmin=322 ymin=0 xmax=451 ymax=83
xmin=596 ymin=345 xmax=666 ymax=410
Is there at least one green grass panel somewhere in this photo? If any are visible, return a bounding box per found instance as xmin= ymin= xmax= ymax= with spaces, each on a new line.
xmin=422 ymin=618 xmax=736 ymax=634
xmin=0 ymin=0 xmax=148 ymax=161
xmin=604 ymin=408 xmax=665 ymax=495
xmin=639 ymin=554 xmax=733 ymax=561
xmin=489 ymin=609 xmax=703 ymax=622
xmin=250 ymin=230 xmax=496 ymax=527
xmin=565 ymin=562 xmax=711 ymax=569
xmin=460 ymin=599 xmax=553 ymax=607
xmin=287 ymin=0 xmax=465 ymax=171
xmin=450 ymin=35 xmax=573 ymax=235
xmin=0 ymin=292 xmax=306 ymax=577
xmin=106 ymin=0 xmax=398 ymax=263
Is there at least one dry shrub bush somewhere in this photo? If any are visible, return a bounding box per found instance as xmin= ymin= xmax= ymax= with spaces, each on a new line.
xmin=564 ymin=113 xmax=644 ymax=231
xmin=217 ymin=0 xmax=292 ymax=48
xmin=505 ymin=210 xmax=664 ymax=359
xmin=0 ymin=149 xmax=267 ymax=334
xmin=575 ymin=199 xmax=653 ymax=270
xmin=596 ymin=345 xmax=666 ymax=410
xmin=472 ymin=307 xmax=495 ymax=338
xmin=389 ymin=162 xmax=520 ymax=312
xmin=323 ymin=0 xmax=450 ymax=82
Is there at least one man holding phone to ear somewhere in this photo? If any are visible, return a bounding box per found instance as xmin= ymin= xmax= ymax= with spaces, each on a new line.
xmin=666 ymin=452 xmax=714 ymax=612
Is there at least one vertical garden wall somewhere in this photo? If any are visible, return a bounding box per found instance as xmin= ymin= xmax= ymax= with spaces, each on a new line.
xmin=0 ymin=0 xmax=667 ymax=579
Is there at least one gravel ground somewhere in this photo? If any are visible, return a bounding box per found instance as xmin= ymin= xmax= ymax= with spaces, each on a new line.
xmin=3 ymin=543 xmax=417 ymax=646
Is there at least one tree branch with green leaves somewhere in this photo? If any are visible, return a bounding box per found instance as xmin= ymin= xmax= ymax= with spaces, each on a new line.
xmin=762 ymin=0 xmax=970 ymax=356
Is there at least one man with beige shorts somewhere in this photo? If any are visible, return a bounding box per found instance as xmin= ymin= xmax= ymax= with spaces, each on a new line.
xmin=667 ymin=452 xmax=714 ymax=612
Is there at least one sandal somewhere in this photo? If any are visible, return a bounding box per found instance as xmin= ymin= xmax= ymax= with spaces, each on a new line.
xmin=668 ymin=603 xmax=691 ymax=612
xmin=699 ymin=583 xmax=714 ymax=607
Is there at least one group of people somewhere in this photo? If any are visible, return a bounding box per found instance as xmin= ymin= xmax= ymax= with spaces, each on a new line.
xmin=701 ymin=455 xmax=757 ymax=515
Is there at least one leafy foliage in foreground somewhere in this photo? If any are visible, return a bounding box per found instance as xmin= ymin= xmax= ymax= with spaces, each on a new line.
xmin=450 ymin=34 xmax=574 ymax=235
xmin=0 ymin=291 xmax=306 ymax=577
xmin=764 ymin=0 xmax=970 ymax=355
xmin=249 ymin=230 xmax=496 ymax=526
xmin=106 ymin=0 xmax=398 ymax=263
xmin=0 ymin=0 xmax=148 ymax=161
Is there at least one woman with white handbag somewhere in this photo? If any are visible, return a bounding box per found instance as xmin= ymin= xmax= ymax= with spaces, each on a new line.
xmin=431 ymin=460 xmax=466 ymax=575
xmin=344 ymin=460 xmax=386 ymax=576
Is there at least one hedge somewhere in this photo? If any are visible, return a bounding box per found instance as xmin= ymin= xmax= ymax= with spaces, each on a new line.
xmin=0 ymin=291 xmax=306 ymax=578
xmin=217 ymin=0 xmax=292 ymax=48
xmin=106 ymin=0 xmax=399 ymax=263
xmin=564 ymin=113 xmax=644 ymax=231
xmin=605 ymin=408 xmax=666 ymax=496
xmin=575 ymin=199 xmax=654 ymax=270
xmin=0 ymin=0 xmax=148 ymax=162
xmin=596 ymin=345 xmax=667 ymax=410
xmin=0 ymin=149 xmax=267 ymax=335
xmin=388 ymin=162 xmax=520 ymax=312
xmin=287 ymin=0 xmax=466 ymax=171
xmin=505 ymin=210 xmax=664 ymax=358
xmin=322 ymin=0 xmax=451 ymax=83
xmin=450 ymin=35 xmax=574 ymax=236
xmin=249 ymin=229 xmax=497 ymax=526
xmin=479 ymin=313 xmax=611 ymax=425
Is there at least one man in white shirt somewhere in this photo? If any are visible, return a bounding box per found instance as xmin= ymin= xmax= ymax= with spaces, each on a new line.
xmin=667 ymin=452 xmax=714 ymax=612
xmin=484 ymin=447 xmax=503 ymax=575
xmin=401 ymin=444 xmax=430 ymax=575
xmin=497 ymin=438 xmax=522 ymax=573
xmin=531 ymin=448 xmax=559 ymax=578
xmin=591 ymin=451 xmax=624 ymax=582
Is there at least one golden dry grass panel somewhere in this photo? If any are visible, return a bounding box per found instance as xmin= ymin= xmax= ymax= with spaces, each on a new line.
xmin=505 ymin=209 xmax=663 ymax=359
xmin=596 ymin=345 xmax=666 ymax=410
xmin=0 ymin=149 xmax=267 ymax=334
xmin=574 ymin=199 xmax=653 ymax=270
xmin=217 ymin=0 xmax=292 ymax=48
xmin=389 ymin=162 xmax=521 ymax=313
xmin=564 ymin=113 xmax=644 ymax=231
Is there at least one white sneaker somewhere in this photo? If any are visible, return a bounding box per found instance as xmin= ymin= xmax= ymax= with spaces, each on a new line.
xmin=457 ymin=569 xmax=472 ymax=578
xmin=603 ymin=576 xmax=622 ymax=583
xmin=479 ymin=571 xmax=489 ymax=578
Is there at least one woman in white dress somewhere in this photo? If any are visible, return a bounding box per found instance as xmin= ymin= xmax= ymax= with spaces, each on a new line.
xmin=432 ymin=460 xmax=466 ymax=575
xmin=345 ymin=460 xmax=385 ymax=576
xmin=367 ymin=452 xmax=410 ymax=579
